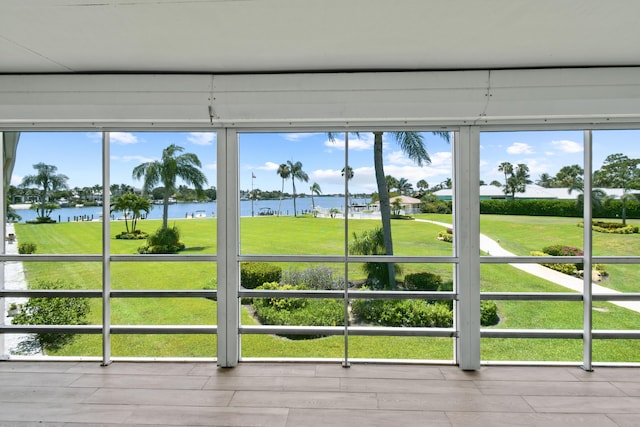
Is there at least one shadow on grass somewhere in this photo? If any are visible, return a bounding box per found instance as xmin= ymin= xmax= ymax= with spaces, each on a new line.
xmin=182 ymin=246 xmax=213 ymax=252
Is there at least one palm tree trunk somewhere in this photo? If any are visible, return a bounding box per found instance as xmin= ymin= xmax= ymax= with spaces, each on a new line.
xmin=374 ymin=131 xmax=395 ymax=288
xmin=124 ymin=211 xmax=130 ymax=233
xmin=292 ymin=179 xmax=297 ymax=217
xmin=278 ymin=179 xmax=284 ymax=216
xmin=162 ymin=194 xmax=170 ymax=229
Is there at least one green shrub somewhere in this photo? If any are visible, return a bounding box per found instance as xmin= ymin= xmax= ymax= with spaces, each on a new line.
xmin=252 ymin=282 xmax=344 ymax=339
xmin=420 ymin=201 xmax=452 ymax=214
xmin=541 ymin=244 xmax=583 ymax=271
xmin=241 ymin=262 xmax=282 ymax=289
xmin=18 ymin=241 xmax=37 ymax=254
xmin=437 ymin=228 xmax=453 ymax=243
xmin=404 ymin=272 xmax=444 ymax=291
xmin=116 ymin=230 xmax=149 ymax=240
xmin=11 ymin=280 xmax=89 ymax=354
xmin=531 ymin=250 xmax=579 ymax=275
xmin=351 ymin=299 xmax=453 ymax=328
xmin=138 ymin=226 xmax=185 ymax=254
xmin=349 ymin=227 xmax=401 ymax=289
xmin=480 ymin=301 xmax=500 ymax=326
xmin=281 ymin=266 xmax=344 ymax=290
xmin=578 ymin=221 xmax=639 ymax=234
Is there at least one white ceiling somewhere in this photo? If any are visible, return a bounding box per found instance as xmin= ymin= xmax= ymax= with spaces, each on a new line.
xmin=2 ymin=0 xmax=640 ymax=74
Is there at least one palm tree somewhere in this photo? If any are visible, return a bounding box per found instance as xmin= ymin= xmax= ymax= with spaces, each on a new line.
xmin=132 ymin=144 xmax=207 ymax=229
xmin=276 ymin=163 xmax=291 ymax=216
xmin=397 ymin=177 xmax=413 ymax=195
xmin=342 ymin=166 xmax=354 ymax=205
xmin=111 ymin=193 xmax=152 ymax=233
xmin=329 ymin=131 xmax=449 ymax=288
xmin=20 ymin=163 xmax=69 ymax=220
xmin=498 ymin=161 xmax=513 ymax=194
xmin=310 ymin=182 xmax=322 ymax=210
xmin=385 ymin=175 xmax=399 ymax=194
xmin=286 ymin=160 xmax=309 ymax=217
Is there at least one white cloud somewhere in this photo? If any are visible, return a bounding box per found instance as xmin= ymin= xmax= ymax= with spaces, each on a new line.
xmin=112 ymin=154 xmax=156 ymax=163
xmin=281 ymin=133 xmax=321 ymax=141
xmin=507 ymin=142 xmax=534 ymax=154
xmin=110 ymin=132 xmax=139 ymax=144
xmin=256 ymin=161 xmax=279 ymax=171
xmin=187 ymin=132 xmax=214 ymax=146
xmin=552 ymin=139 xmax=582 ymax=153
xmin=204 ymin=162 xmax=217 ymax=170
xmin=324 ymin=134 xmax=374 ymax=152
xmin=11 ymin=175 xmax=22 ymax=186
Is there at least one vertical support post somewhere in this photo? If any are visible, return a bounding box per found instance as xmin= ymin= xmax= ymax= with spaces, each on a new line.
xmin=342 ymin=131 xmax=350 ymax=368
xmin=582 ymin=130 xmax=593 ymax=371
xmin=455 ymin=126 xmax=481 ymax=370
xmin=0 ymin=133 xmax=5 ymax=359
xmin=217 ymin=128 xmax=239 ymax=367
xmin=101 ymin=132 xmax=111 ymax=366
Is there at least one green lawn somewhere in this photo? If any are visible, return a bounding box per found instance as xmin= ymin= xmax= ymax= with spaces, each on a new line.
xmin=12 ymin=213 xmax=640 ymax=362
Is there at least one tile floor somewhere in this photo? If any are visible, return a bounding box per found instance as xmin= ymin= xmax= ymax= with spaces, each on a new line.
xmin=0 ymin=361 xmax=639 ymax=426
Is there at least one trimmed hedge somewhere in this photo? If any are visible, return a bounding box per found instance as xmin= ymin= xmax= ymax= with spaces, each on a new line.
xmin=578 ymin=221 xmax=639 ymax=234
xmin=404 ymin=272 xmax=446 ymax=291
xmin=480 ymin=198 xmax=640 ymax=219
xmin=241 ymin=262 xmax=282 ymax=289
xmin=252 ymin=282 xmax=344 ymax=339
xmin=351 ymin=299 xmax=453 ymax=328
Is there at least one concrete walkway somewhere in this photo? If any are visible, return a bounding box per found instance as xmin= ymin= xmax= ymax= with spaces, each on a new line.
xmin=2 ymin=223 xmax=29 ymax=354
xmin=418 ymin=219 xmax=640 ymax=314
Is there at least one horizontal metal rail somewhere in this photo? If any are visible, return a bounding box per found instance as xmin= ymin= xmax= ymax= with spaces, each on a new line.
xmin=0 ymin=254 xmax=102 ymax=262
xmin=481 ymin=329 xmax=640 ymax=339
xmin=3 ymin=324 xmax=638 ymax=339
xmin=110 ymin=290 xmax=217 ymax=298
xmin=481 ymin=329 xmax=583 ymax=339
xmin=240 ymin=325 xmax=456 ymax=337
xmin=592 ymin=293 xmax=640 ymax=301
xmin=238 ymin=254 xmax=457 ymax=263
xmin=110 ymin=254 xmax=216 ymax=262
xmin=238 ymin=289 xmax=456 ymax=300
xmin=1 ymin=325 xmax=217 ymax=334
xmin=481 ymin=292 xmax=582 ymax=301
xmin=0 ymin=254 xmax=217 ymax=262
xmin=4 ymin=290 xmax=639 ymax=302
xmin=110 ymin=325 xmax=217 ymax=334
xmin=0 ymin=290 xmax=217 ymax=298
xmin=481 ymin=255 xmax=640 ymax=264
xmin=0 ymin=290 xmax=103 ymax=298
xmin=480 ymin=256 xmax=586 ymax=264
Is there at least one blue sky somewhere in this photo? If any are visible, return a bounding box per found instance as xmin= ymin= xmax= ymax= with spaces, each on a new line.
xmin=10 ymin=129 xmax=640 ymax=195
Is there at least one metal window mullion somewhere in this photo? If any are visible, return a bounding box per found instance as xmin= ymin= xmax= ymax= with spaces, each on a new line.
xmin=455 ymin=126 xmax=481 ymax=370
xmin=583 ymin=130 xmax=593 ymax=371
xmin=217 ymin=128 xmax=239 ymax=367
xmin=0 ymin=133 xmax=5 ymax=359
xmin=343 ymin=131 xmax=350 ymax=368
xmin=101 ymin=132 xmax=111 ymax=366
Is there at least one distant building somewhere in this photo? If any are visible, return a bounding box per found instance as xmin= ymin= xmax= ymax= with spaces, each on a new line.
xmin=371 ymin=195 xmax=422 ymax=214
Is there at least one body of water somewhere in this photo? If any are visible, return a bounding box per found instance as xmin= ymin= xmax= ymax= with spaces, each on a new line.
xmin=12 ymin=196 xmax=372 ymax=223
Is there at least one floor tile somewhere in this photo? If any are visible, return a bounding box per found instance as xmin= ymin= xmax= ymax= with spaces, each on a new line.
xmin=475 ymin=379 xmax=625 ymax=396
xmin=230 ymin=390 xmax=379 ymax=409
xmin=85 ymin=387 xmax=234 ymax=406
xmin=446 ymin=411 xmax=619 ymax=427
xmin=69 ymin=373 xmax=209 ymax=389
xmin=524 ymin=395 xmax=640 ymax=413
xmin=286 ymin=408 xmax=450 ymax=427
xmin=378 ymin=392 xmax=534 ymax=412
xmin=125 ymin=405 xmax=288 ymax=426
